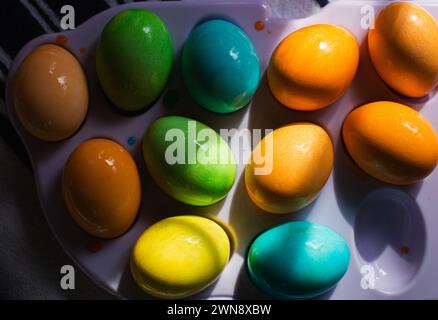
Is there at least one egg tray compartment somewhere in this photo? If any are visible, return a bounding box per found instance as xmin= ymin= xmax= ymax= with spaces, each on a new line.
xmin=5 ymin=0 xmax=438 ymax=299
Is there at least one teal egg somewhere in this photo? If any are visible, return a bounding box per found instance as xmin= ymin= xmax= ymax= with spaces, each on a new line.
xmin=96 ymin=9 xmax=173 ymax=111
xmin=143 ymin=116 xmax=236 ymax=206
xmin=247 ymin=221 xmax=350 ymax=299
xmin=182 ymin=20 xmax=260 ymax=113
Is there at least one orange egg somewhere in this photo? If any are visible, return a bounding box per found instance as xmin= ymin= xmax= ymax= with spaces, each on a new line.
xmin=343 ymin=101 xmax=438 ymax=185
xmin=368 ymin=2 xmax=438 ymax=98
xmin=245 ymin=123 xmax=334 ymax=214
xmin=63 ymin=139 xmax=141 ymax=238
xmin=267 ymin=24 xmax=359 ymax=111
xmin=14 ymin=44 xmax=88 ymax=141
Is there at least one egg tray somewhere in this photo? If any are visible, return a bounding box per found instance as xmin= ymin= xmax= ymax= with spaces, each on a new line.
xmin=5 ymin=0 xmax=438 ymax=299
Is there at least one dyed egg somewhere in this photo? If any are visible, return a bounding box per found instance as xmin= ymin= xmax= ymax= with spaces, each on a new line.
xmin=182 ymin=19 xmax=260 ymax=113
xmin=343 ymin=101 xmax=438 ymax=185
xmin=63 ymin=139 xmax=141 ymax=238
xmin=96 ymin=9 xmax=173 ymax=111
xmin=247 ymin=221 xmax=350 ymax=299
xmin=14 ymin=44 xmax=88 ymax=141
xmin=143 ymin=116 xmax=236 ymax=206
xmin=268 ymin=24 xmax=359 ymax=111
xmin=368 ymin=2 xmax=438 ymax=97
xmin=131 ymin=215 xmax=230 ymax=299
xmin=245 ymin=123 xmax=333 ymax=214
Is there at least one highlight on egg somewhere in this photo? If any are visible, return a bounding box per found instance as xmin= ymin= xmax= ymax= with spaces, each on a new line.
xmin=245 ymin=122 xmax=334 ymax=214
xmin=96 ymin=8 xmax=173 ymax=112
xmin=182 ymin=19 xmax=260 ymax=113
xmin=247 ymin=221 xmax=350 ymax=299
xmin=368 ymin=2 xmax=438 ymax=98
xmin=343 ymin=101 xmax=438 ymax=185
xmin=143 ymin=116 xmax=236 ymax=206
xmin=14 ymin=44 xmax=88 ymax=141
xmin=267 ymin=24 xmax=359 ymax=111
xmin=130 ymin=215 xmax=230 ymax=299
xmin=63 ymin=138 xmax=141 ymax=239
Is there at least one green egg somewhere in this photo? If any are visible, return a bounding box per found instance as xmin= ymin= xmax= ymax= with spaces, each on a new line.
xmin=96 ymin=9 xmax=173 ymax=111
xmin=143 ymin=116 xmax=236 ymax=206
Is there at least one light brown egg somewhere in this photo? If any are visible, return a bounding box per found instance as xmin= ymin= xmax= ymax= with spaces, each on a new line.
xmin=368 ymin=2 xmax=438 ymax=97
xmin=14 ymin=44 xmax=88 ymax=141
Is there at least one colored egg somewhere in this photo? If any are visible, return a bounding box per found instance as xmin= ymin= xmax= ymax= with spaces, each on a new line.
xmin=247 ymin=221 xmax=350 ymax=299
xmin=131 ymin=215 xmax=230 ymax=299
xmin=14 ymin=44 xmax=88 ymax=141
xmin=245 ymin=122 xmax=333 ymax=214
xmin=368 ymin=2 xmax=438 ymax=97
xmin=343 ymin=101 xmax=438 ymax=185
xmin=268 ymin=24 xmax=359 ymax=111
xmin=182 ymin=19 xmax=260 ymax=113
xmin=143 ymin=116 xmax=236 ymax=206
xmin=96 ymin=9 xmax=173 ymax=111
xmin=63 ymin=138 xmax=141 ymax=239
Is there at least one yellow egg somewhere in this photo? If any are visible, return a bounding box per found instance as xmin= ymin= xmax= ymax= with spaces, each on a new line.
xmin=14 ymin=44 xmax=88 ymax=141
xmin=245 ymin=123 xmax=334 ymax=214
xmin=63 ymin=139 xmax=141 ymax=239
xmin=343 ymin=101 xmax=438 ymax=185
xmin=131 ymin=215 xmax=230 ymax=299
xmin=368 ymin=2 xmax=438 ymax=97
xmin=268 ymin=24 xmax=359 ymax=111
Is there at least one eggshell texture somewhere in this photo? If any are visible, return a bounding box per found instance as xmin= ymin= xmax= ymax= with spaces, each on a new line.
xmin=130 ymin=215 xmax=230 ymax=299
xmin=96 ymin=9 xmax=173 ymax=111
xmin=63 ymin=139 xmax=141 ymax=239
xmin=14 ymin=44 xmax=88 ymax=141
xmin=245 ymin=122 xmax=333 ymax=214
xmin=182 ymin=19 xmax=260 ymax=113
xmin=343 ymin=101 xmax=438 ymax=185
xmin=368 ymin=2 xmax=438 ymax=97
xmin=247 ymin=221 xmax=350 ymax=299
xmin=267 ymin=24 xmax=359 ymax=111
xmin=143 ymin=116 xmax=236 ymax=206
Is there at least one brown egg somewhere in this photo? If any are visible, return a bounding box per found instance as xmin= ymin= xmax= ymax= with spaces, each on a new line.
xmin=368 ymin=2 xmax=438 ymax=97
xmin=63 ymin=139 xmax=141 ymax=239
xmin=14 ymin=44 xmax=88 ymax=141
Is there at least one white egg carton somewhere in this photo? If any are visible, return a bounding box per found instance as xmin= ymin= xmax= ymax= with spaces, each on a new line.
xmin=5 ymin=0 xmax=438 ymax=299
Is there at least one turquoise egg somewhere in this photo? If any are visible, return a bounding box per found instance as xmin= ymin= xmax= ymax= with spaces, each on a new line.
xmin=247 ymin=221 xmax=350 ymax=299
xmin=182 ymin=20 xmax=260 ymax=113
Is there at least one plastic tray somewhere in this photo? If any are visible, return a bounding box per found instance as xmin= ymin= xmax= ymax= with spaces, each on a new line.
xmin=5 ymin=0 xmax=438 ymax=299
